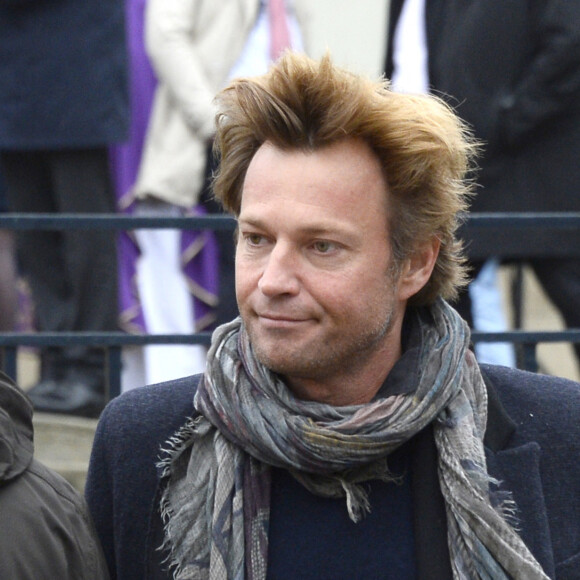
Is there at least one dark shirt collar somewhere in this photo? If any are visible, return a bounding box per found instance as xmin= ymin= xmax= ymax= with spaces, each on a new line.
xmin=375 ymin=307 xmax=425 ymax=399
xmin=373 ymin=307 xmax=516 ymax=450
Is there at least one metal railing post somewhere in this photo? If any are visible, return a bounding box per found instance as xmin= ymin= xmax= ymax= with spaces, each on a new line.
xmin=0 ymin=346 xmax=18 ymax=381
xmin=106 ymin=345 xmax=122 ymax=400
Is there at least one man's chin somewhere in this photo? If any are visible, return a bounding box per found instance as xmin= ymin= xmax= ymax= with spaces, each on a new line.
xmin=251 ymin=341 xmax=326 ymax=381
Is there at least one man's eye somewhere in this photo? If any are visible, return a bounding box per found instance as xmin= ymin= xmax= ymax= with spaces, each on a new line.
xmin=313 ymin=241 xmax=334 ymax=253
xmin=246 ymin=233 xmax=264 ymax=245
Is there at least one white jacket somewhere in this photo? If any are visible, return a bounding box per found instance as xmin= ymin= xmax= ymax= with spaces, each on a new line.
xmin=134 ymin=0 xmax=312 ymax=207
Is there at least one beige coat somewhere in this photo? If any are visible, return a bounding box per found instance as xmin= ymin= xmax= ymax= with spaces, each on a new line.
xmin=134 ymin=0 xmax=312 ymax=207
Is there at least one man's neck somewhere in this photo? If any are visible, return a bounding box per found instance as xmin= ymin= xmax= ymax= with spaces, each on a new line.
xmin=285 ymin=340 xmax=403 ymax=406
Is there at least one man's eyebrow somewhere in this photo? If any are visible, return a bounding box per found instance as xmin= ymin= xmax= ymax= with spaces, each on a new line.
xmin=238 ymin=215 xmax=357 ymax=238
xmin=237 ymin=216 xmax=268 ymax=229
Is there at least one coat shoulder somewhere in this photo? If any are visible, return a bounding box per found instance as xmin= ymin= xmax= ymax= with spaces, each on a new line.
xmin=88 ymin=374 xmax=201 ymax=489
xmin=481 ymin=365 xmax=580 ymax=575
xmin=85 ymin=375 xmax=202 ymax=578
xmin=102 ymin=376 xmax=200 ymax=432
xmin=481 ymin=364 xmax=580 ymax=440
xmin=93 ymin=374 xmax=202 ymax=466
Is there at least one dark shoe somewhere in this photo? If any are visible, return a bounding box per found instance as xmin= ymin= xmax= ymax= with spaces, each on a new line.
xmin=27 ymin=375 xmax=105 ymax=419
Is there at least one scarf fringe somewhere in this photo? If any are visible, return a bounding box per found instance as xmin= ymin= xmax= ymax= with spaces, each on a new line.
xmin=157 ymin=415 xmax=204 ymax=479
xmin=157 ymin=416 xmax=208 ymax=579
xmin=341 ymin=480 xmax=370 ymax=523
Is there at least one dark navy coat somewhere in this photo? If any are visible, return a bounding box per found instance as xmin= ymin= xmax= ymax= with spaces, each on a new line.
xmin=86 ymin=365 xmax=580 ymax=579
xmin=0 ymin=0 xmax=129 ymax=148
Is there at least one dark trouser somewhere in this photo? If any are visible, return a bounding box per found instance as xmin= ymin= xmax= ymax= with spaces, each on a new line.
xmin=531 ymin=258 xmax=580 ymax=364
xmin=453 ymin=258 xmax=580 ymax=367
xmin=200 ymin=143 xmax=239 ymax=328
xmin=0 ymin=148 xmax=118 ymax=376
xmin=0 ymin=168 xmax=18 ymax=331
xmin=0 ymin=230 xmax=17 ymax=331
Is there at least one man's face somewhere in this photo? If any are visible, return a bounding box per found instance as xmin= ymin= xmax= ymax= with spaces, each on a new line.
xmin=236 ymin=139 xmax=415 ymax=404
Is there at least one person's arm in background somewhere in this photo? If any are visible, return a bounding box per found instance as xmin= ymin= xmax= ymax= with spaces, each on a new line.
xmin=145 ymin=0 xmax=217 ymax=141
xmin=145 ymin=0 xmax=262 ymax=142
xmin=499 ymin=0 xmax=580 ymax=148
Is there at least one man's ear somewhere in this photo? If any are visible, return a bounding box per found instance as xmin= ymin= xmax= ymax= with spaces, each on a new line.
xmin=397 ymin=236 xmax=441 ymax=301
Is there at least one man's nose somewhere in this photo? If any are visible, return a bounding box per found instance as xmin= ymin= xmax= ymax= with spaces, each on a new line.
xmin=258 ymin=243 xmax=301 ymax=297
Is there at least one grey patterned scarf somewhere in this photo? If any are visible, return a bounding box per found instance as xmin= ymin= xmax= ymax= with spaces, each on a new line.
xmin=159 ymin=299 xmax=548 ymax=579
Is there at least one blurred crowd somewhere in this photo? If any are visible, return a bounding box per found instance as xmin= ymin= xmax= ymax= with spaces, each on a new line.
xmin=0 ymin=0 xmax=579 ymax=419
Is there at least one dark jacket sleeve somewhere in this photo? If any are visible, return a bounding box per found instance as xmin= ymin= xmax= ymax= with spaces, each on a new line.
xmin=482 ymin=364 xmax=580 ymax=578
xmin=0 ymin=458 xmax=109 ymax=580
xmin=429 ymin=0 xmax=580 ymax=151
xmin=85 ymin=407 xmax=117 ymax=578
xmin=383 ymin=0 xmax=403 ymax=78
xmin=499 ymin=0 xmax=580 ymax=148
xmin=85 ymin=377 xmax=200 ymax=580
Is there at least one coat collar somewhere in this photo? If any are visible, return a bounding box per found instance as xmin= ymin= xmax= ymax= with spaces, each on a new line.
xmin=411 ymin=369 xmax=554 ymax=579
xmin=410 ymin=373 xmax=515 ymax=580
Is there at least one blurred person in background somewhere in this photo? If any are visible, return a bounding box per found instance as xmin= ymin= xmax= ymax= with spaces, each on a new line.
xmin=385 ymin=0 xmax=580 ymax=370
xmin=123 ymin=0 xmax=312 ymax=386
xmin=106 ymin=0 xmax=163 ymax=392
xmin=383 ymin=0 xmax=516 ymax=368
xmin=0 ymin=0 xmax=129 ymax=417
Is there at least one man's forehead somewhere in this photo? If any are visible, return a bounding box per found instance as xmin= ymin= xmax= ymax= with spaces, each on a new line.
xmin=240 ymin=139 xmax=390 ymax=225
xmin=244 ymin=139 xmax=386 ymax=190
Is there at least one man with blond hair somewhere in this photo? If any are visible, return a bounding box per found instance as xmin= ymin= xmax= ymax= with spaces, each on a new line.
xmin=86 ymin=53 xmax=580 ymax=579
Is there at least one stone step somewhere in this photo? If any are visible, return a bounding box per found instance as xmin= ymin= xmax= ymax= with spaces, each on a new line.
xmin=32 ymin=412 xmax=98 ymax=493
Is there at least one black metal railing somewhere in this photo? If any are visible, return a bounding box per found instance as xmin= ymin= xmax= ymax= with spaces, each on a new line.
xmin=1 ymin=212 xmax=579 ymax=400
